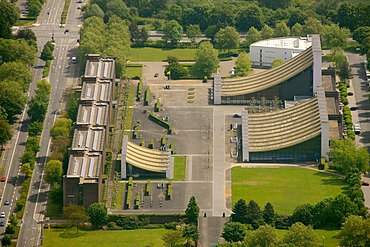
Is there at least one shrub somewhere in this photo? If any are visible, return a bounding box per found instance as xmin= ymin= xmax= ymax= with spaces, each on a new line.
xmin=145 ymin=180 xmax=151 ymax=195
xmin=155 ymin=99 xmax=160 ymax=112
xmin=164 ymin=222 xmax=178 ymax=230
xmin=144 ymin=87 xmax=151 ymax=106
xmin=137 ymin=80 xmax=143 ymax=101
xmin=149 ymin=139 xmax=154 ymax=149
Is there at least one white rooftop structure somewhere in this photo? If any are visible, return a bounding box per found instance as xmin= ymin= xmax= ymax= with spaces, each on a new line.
xmin=250 ymin=36 xmax=313 ymax=68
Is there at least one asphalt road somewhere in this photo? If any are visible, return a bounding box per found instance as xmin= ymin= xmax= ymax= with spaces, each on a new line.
xmin=15 ymin=1 xmax=82 ymax=246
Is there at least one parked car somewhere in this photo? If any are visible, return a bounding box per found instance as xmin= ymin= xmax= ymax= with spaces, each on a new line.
xmin=0 ymin=212 xmax=5 ymax=218
xmin=353 ymin=124 xmax=361 ymax=135
xmin=154 ymin=73 xmax=159 ymax=77
xmin=233 ymin=113 xmax=241 ymax=118
xmin=4 ymin=200 xmax=10 ymax=205
xmin=362 ymin=181 xmax=369 ymax=186
xmin=347 ymin=92 xmax=353 ymax=96
xmin=0 ymin=221 xmax=5 ymax=227
xmin=350 ymin=106 xmax=358 ymax=111
xmin=1 ymin=176 xmax=5 ymax=182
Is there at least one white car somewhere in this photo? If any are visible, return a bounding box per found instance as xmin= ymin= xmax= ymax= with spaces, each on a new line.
xmin=353 ymin=124 xmax=361 ymax=135
xmin=0 ymin=212 xmax=5 ymax=218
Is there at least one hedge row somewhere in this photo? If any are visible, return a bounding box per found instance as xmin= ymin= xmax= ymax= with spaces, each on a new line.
xmin=137 ymin=80 xmax=143 ymax=101
xmin=145 ymin=180 xmax=151 ymax=195
xmin=343 ymin=106 xmax=355 ymax=140
xmin=108 ymin=214 xmax=185 ymax=224
xmin=126 ymin=177 xmax=133 ymax=209
xmin=42 ymin=60 xmax=51 ymax=78
xmin=167 ymin=180 xmax=172 ymax=200
xmin=144 ymin=87 xmax=150 ymax=106
xmin=148 ymin=112 xmax=172 ymax=134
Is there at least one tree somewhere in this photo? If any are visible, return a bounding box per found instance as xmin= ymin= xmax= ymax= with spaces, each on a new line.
xmin=1 ymin=234 xmax=11 ymax=246
xmin=291 ymin=23 xmax=304 ymax=36
xmin=87 ymin=203 xmax=108 ymax=228
xmin=28 ymin=0 xmax=42 ymax=17
xmin=262 ymin=202 xmax=275 ymax=225
xmin=328 ymin=138 xmax=369 ymax=175
xmin=182 ymin=224 xmax=199 ymax=246
xmin=291 ymin=203 xmax=315 ymax=226
xmin=191 ymin=41 xmax=219 ymax=78
xmin=234 ymin=52 xmax=252 ymax=77
xmin=40 ymin=41 xmax=55 ymax=61
xmin=243 ymin=27 xmax=262 ymax=48
xmin=205 ymin=25 xmax=219 ymax=42
xmin=222 ymin=222 xmax=246 ymax=242
xmin=303 ymin=17 xmax=322 ymax=35
xmin=245 ymin=225 xmax=278 ymax=247
xmin=273 ymin=21 xmax=290 ymax=37
xmin=330 ymin=194 xmax=358 ymax=227
xmin=0 ymin=81 xmax=27 ymax=122
xmin=281 ymin=222 xmax=321 ymax=247
xmin=63 ymin=204 xmax=88 ymax=233
xmin=353 ymin=26 xmax=370 ymax=45
xmin=50 ymin=118 xmax=72 ymax=139
xmin=15 ymin=28 xmax=37 ymax=48
xmin=321 ymin=24 xmax=350 ymax=49
xmin=164 ymin=61 xmax=187 ymax=80
xmin=28 ymin=121 xmax=43 ymax=137
xmin=261 ymin=25 xmax=274 ymax=39
xmin=337 ymin=215 xmax=370 ymax=247
xmin=163 ymin=20 xmax=183 ymax=45
xmin=231 ymin=199 xmax=248 ymax=224
xmin=215 ymin=26 xmax=240 ymax=52
xmin=0 ymin=0 xmax=19 ymax=38
xmin=0 ymin=38 xmax=37 ymax=66
xmin=258 ymin=0 xmax=292 ymax=10
xmin=106 ymin=0 xmax=130 ymax=20
xmin=185 ymin=196 xmax=200 ymax=224
xmin=5 ymin=224 xmax=15 ymax=235
xmin=20 ymin=163 xmax=32 ymax=178
xmin=45 ymin=160 xmax=63 ymax=185
xmin=162 ymin=230 xmax=184 ymax=247
xmin=186 ymin=24 xmax=201 ymax=44
xmin=84 ymin=4 xmax=104 ymax=19
xmin=0 ymin=61 xmax=33 ymax=92
xmin=271 ymin=58 xmax=284 ymax=68
xmin=0 ymin=120 xmax=12 ymax=149
xmin=235 ymin=4 xmax=264 ymax=32
xmin=49 ymin=182 xmax=63 ymax=203
xmin=245 ymin=200 xmax=264 ymax=229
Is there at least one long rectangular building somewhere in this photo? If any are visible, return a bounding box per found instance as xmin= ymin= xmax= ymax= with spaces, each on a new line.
xmin=63 ymin=54 xmax=115 ymax=207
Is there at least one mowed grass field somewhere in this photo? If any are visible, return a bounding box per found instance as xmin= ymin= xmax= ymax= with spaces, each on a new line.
xmin=232 ymin=167 xmax=346 ymax=214
xmin=173 ymin=156 xmax=186 ymax=180
xmin=128 ymin=47 xmax=196 ymax=62
xmin=43 ymin=228 xmax=169 ymax=247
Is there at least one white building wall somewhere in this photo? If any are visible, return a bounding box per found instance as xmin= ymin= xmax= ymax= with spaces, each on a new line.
xmin=250 ymin=46 xmax=303 ymax=68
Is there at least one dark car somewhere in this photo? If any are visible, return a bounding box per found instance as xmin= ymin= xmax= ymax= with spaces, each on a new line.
xmin=347 ymin=92 xmax=354 ymax=96
xmin=154 ymin=73 xmax=159 ymax=77
xmin=64 ymin=29 xmax=69 ymax=34
xmin=0 ymin=221 xmax=5 ymax=227
xmin=350 ymin=106 xmax=358 ymax=111
xmin=233 ymin=114 xmax=241 ymax=118
xmin=362 ymin=181 xmax=370 ymax=186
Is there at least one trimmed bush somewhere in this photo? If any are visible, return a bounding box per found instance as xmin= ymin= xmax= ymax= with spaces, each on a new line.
xmin=149 ymin=139 xmax=154 ymax=149
xmin=135 ymin=194 xmax=140 ymax=209
xmin=161 ymin=135 xmax=166 ymax=147
xmin=145 ymin=180 xmax=151 ymax=195
xmin=141 ymin=139 xmax=145 ymax=147
xmin=148 ymin=112 xmax=172 ymax=134
xmin=170 ymin=141 xmax=175 ymax=154
xmin=137 ymin=80 xmax=143 ymax=101
xmin=154 ymin=98 xmax=160 ymax=112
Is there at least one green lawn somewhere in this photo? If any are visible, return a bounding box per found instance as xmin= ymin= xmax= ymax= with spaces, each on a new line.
xmin=46 ymin=200 xmax=63 ymax=219
xmin=128 ymin=47 xmax=196 ymax=62
xmin=232 ymin=167 xmax=346 ymax=214
xmin=43 ymin=228 xmax=169 ymax=247
xmin=276 ymin=228 xmax=340 ymax=247
xmin=125 ymin=65 xmax=142 ymax=78
xmin=173 ymin=156 xmax=186 ymax=181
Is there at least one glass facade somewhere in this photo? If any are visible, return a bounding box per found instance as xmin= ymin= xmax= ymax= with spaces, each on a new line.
xmin=248 ymin=135 xmax=321 ymax=163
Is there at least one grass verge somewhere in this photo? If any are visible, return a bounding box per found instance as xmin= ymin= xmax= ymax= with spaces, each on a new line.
xmin=60 ymin=0 xmax=71 ymax=25
xmin=125 ymin=65 xmax=143 ymax=78
xmin=112 ymin=182 xmax=125 ymax=210
xmin=173 ymin=156 xmax=186 ymax=181
xmin=15 ymin=18 xmax=37 ymax=26
xmin=122 ymin=84 xmax=135 ymax=136
xmin=129 ymin=47 xmax=196 ymax=62
xmin=43 ymin=228 xmax=169 ymax=247
xmin=232 ymin=167 xmax=346 ymax=214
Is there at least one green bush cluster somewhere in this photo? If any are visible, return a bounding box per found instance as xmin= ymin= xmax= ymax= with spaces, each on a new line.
xmin=126 ymin=177 xmax=133 ymax=209
xmin=136 ymin=80 xmax=143 ymax=101
xmin=339 ymin=83 xmax=349 ymax=105
xmin=167 ymin=180 xmax=172 ymax=200
xmin=154 ymin=98 xmax=160 ymax=112
xmin=343 ymin=106 xmax=355 ymax=140
xmin=16 ymin=177 xmax=31 ymax=218
xmin=148 ymin=112 xmax=173 ymax=134
xmin=42 ymin=60 xmax=51 ymax=78
xmin=145 ymin=180 xmax=151 ymax=195
xmin=60 ymin=0 xmax=71 ymax=25
xmin=144 ymin=87 xmax=151 ymax=106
